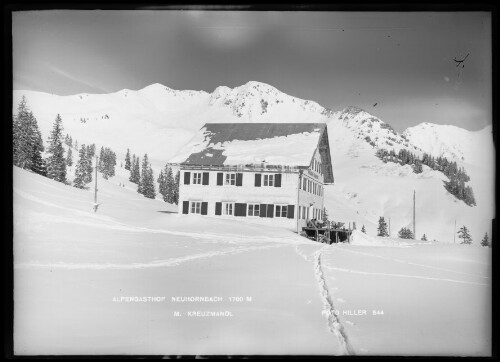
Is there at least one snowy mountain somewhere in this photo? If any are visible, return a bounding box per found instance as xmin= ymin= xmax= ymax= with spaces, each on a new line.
xmin=12 ymin=81 xmax=495 ymax=244
xmin=403 ymin=122 xmax=494 ymax=166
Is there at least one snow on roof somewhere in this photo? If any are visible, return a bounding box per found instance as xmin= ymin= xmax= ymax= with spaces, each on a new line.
xmin=170 ymin=123 xmax=328 ymax=168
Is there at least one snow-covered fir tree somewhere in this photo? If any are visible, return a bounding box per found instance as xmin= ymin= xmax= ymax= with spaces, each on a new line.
xmin=125 ymin=149 xmax=131 ymax=170
xmin=98 ymin=147 xmax=117 ymax=179
xmin=481 ymin=233 xmax=490 ymax=247
xmin=361 ymin=225 xmax=366 ymax=233
xmin=165 ymin=166 xmax=176 ymax=203
xmin=457 ymin=226 xmax=472 ymax=245
xmin=13 ymin=97 xmax=46 ymax=175
xmin=157 ymin=165 xmax=172 ymax=202
xmin=173 ymin=170 xmax=180 ymax=205
xmin=398 ymin=227 xmax=414 ymax=239
xmin=129 ymin=155 xmax=141 ymax=184
xmin=377 ymin=217 xmax=389 ymax=237
xmin=73 ymin=145 xmax=89 ymax=189
xmin=30 ymin=119 xmax=46 ymax=176
xmin=66 ymin=146 xmax=73 ymax=167
xmin=46 ymin=114 xmax=67 ymax=183
xmin=84 ymin=145 xmax=95 ymax=183
xmin=138 ymin=154 xmax=155 ymax=198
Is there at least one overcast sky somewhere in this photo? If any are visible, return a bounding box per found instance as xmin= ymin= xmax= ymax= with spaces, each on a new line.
xmin=12 ymin=10 xmax=491 ymax=132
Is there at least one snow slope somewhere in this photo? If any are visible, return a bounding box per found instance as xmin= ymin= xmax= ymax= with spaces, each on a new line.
xmin=13 ymin=82 xmax=495 ymax=243
xmin=13 ymin=167 xmax=491 ymax=355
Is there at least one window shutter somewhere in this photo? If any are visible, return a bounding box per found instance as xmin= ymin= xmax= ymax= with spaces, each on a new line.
xmin=235 ymin=203 xmax=247 ymax=217
xmin=202 ymin=172 xmax=209 ymax=185
xmin=267 ymin=204 xmax=274 ymax=218
xmin=236 ymin=173 xmax=243 ymax=186
xmin=258 ymin=204 xmax=266 ymax=217
xmin=255 ymin=173 xmax=261 ymax=187
xmin=274 ymin=173 xmax=282 ymax=187
xmin=184 ymin=172 xmax=191 ymax=185
xmin=182 ymin=201 xmax=189 ymax=214
xmin=217 ymin=172 xmax=223 ymax=186
xmin=215 ymin=202 xmax=222 ymax=215
xmin=287 ymin=205 xmax=295 ymax=219
xmin=201 ymin=202 xmax=208 ymax=215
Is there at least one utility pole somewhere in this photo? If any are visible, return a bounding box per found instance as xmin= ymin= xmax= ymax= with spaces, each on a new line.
xmin=413 ymin=190 xmax=416 ymax=239
xmin=93 ymin=155 xmax=99 ymax=212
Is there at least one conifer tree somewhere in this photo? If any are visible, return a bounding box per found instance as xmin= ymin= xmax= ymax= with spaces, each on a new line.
xmin=13 ymin=98 xmax=45 ymax=174
xmin=157 ymin=169 xmax=167 ymax=201
xmin=46 ymin=114 xmax=67 ymax=183
xmin=73 ymin=145 xmax=88 ymax=189
xmin=398 ymin=227 xmax=414 ymax=239
xmin=129 ymin=155 xmax=140 ymax=184
xmin=421 ymin=234 xmax=428 ymax=241
xmin=457 ymin=225 xmax=472 ymax=244
xmin=173 ymin=170 xmax=180 ymax=204
xmin=98 ymin=147 xmax=116 ymax=179
xmin=30 ymin=119 xmax=46 ymax=176
xmin=413 ymin=160 xmax=423 ymax=174
xmin=138 ymin=154 xmax=155 ymax=198
xmin=377 ymin=217 xmax=389 ymax=237
xmin=481 ymin=233 xmax=490 ymax=247
xmin=165 ymin=166 xmax=175 ymax=203
xmin=85 ymin=145 xmax=94 ymax=183
xmin=125 ymin=149 xmax=131 ymax=171
xmin=361 ymin=225 xmax=366 ymax=233
xmin=66 ymin=146 xmax=73 ymax=166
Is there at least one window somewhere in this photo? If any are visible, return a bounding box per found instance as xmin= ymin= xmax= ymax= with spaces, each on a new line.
xmin=223 ymin=202 xmax=234 ymax=216
xmin=263 ymin=174 xmax=274 ymax=186
xmin=302 ymin=177 xmax=307 ymax=190
xmin=225 ymin=173 xmax=236 ymax=185
xmin=190 ymin=201 xmax=201 ymax=214
xmin=248 ymin=204 xmax=260 ymax=217
xmin=193 ymin=172 xmax=202 ymax=184
xmin=275 ymin=205 xmax=288 ymax=218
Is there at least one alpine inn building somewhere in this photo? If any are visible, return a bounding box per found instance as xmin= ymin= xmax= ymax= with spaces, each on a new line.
xmin=169 ymin=123 xmax=334 ymax=232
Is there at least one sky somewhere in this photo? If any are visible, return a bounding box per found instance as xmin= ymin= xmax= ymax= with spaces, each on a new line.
xmin=12 ymin=10 xmax=492 ymax=132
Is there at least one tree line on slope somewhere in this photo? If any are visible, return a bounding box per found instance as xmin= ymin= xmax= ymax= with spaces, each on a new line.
xmin=125 ymin=148 xmax=179 ymax=203
xmin=14 ymin=97 xmax=118 ymax=192
xmin=375 ymin=148 xmax=476 ymax=206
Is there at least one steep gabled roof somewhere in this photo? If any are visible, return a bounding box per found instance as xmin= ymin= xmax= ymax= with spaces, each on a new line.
xmin=170 ymin=123 xmax=334 ymax=183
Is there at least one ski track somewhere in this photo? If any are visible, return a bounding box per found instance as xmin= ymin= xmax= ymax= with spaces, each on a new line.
xmin=331 ymin=245 xmax=489 ymax=279
xmin=313 ymin=246 xmax=355 ymax=355
xmin=323 ymin=266 xmax=488 ymax=286
xmin=15 ymin=244 xmax=285 ymax=270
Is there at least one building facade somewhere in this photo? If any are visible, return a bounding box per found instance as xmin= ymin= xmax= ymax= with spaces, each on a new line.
xmin=169 ymin=123 xmax=334 ymax=232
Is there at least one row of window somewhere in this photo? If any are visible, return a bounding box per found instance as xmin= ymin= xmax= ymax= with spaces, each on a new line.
xmin=312 ymin=158 xmax=323 ymax=175
xmin=301 ymin=176 xmax=323 ymax=196
xmin=182 ymin=201 xmax=295 ymax=219
xmin=298 ymin=205 xmax=323 ymax=220
xmin=183 ymin=171 xmax=282 ymax=188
